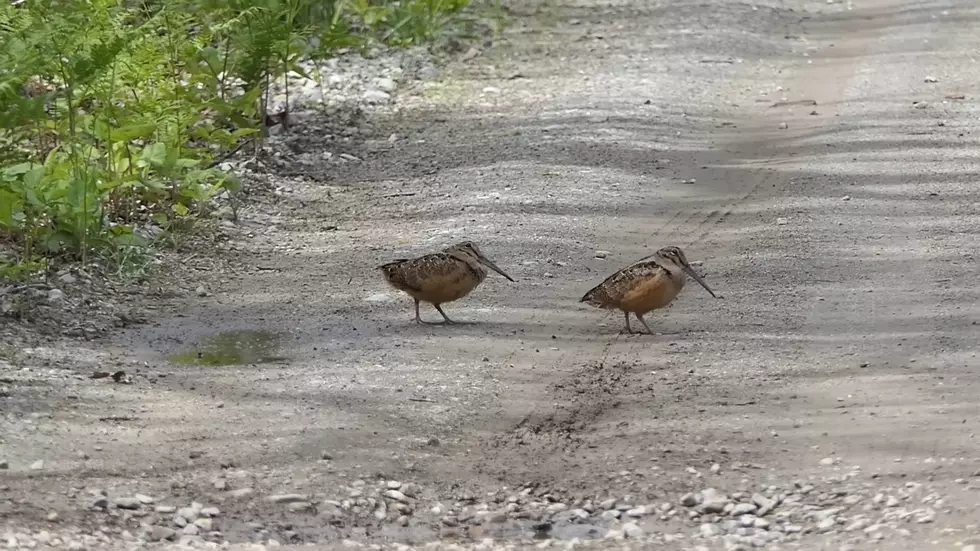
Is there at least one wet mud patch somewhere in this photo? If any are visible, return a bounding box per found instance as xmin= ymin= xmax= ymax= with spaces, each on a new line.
xmin=167 ymin=330 xmax=288 ymax=366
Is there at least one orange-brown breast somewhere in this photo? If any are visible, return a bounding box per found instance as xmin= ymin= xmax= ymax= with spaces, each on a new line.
xmin=380 ymin=253 xmax=484 ymax=304
xmin=581 ymin=261 xmax=685 ymax=313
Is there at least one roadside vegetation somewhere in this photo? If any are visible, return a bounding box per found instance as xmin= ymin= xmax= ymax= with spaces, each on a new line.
xmin=0 ymin=0 xmax=491 ymax=284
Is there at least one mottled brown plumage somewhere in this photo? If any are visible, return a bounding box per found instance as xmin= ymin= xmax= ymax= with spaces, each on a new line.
xmin=380 ymin=241 xmax=515 ymax=324
xmin=581 ymin=246 xmax=720 ymax=334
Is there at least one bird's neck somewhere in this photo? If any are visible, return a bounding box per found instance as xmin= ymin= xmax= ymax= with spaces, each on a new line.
xmin=660 ymin=260 xmax=686 ymax=279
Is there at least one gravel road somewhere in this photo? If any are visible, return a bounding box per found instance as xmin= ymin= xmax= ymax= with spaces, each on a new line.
xmin=3 ymin=0 xmax=980 ymax=549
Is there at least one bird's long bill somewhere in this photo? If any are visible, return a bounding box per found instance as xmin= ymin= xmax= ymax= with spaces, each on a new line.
xmin=681 ymin=263 xmax=719 ymax=298
xmin=478 ymin=255 xmax=515 ymax=282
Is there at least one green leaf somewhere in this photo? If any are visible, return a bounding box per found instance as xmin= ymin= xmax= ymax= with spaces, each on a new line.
xmin=140 ymin=142 xmax=168 ymax=167
xmin=42 ymin=231 xmax=75 ymax=254
xmin=175 ymin=158 xmax=201 ymax=169
xmin=3 ymin=162 xmax=38 ymax=177
xmin=112 ymin=232 xmax=148 ymax=248
xmin=199 ymin=46 xmax=222 ymax=72
xmin=99 ymin=175 xmax=138 ymax=192
xmin=65 ymin=177 xmax=95 ymax=211
xmin=140 ymin=177 xmax=169 ymax=192
xmin=288 ymin=62 xmax=312 ymax=80
xmin=23 ymin=165 xmax=44 ymax=189
xmin=239 ymin=85 xmax=265 ymax=108
xmin=112 ymin=123 xmax=158 ymax=142
xmin=25 ymin=188 xmax=42 ymax=208
xmin=0 ymin=190 xmax=22 ymax=230
xmin=232 ymin=127 xmax=260 ymax=139
xmin=116 ymin=156 xmax=131 ymax=174
xmin=218 ymin=171 xmax=242 ymax=194
xmin=173 ymin=202 xmax=188 ymax=217
xmin=178 ymin=184 xmax=209 ymax=202
xmin=45 ymin=178 xmax=72 ymax=201
xmin=165 ymin=146 xmax=180 ymax=171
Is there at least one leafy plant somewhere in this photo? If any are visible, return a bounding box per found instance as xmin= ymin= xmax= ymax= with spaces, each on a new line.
xmin=0 ymin=0 xmax=480 ymax=275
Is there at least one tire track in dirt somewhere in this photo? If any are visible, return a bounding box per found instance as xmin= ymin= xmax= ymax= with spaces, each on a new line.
xmin=502 ymin=359 xmax=634 ymax=453
xmin=478 ymin=335 xmax=641 ymax=485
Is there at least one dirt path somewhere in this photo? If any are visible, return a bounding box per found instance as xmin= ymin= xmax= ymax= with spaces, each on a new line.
xmin=4 ymin=0 xmax=980 ymax=549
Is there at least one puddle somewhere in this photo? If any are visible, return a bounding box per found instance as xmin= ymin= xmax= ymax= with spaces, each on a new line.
xmin=167 ymin=330 xmax=287 ymax=366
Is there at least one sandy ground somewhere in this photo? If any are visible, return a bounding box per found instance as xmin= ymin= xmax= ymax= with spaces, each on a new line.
xmin=3 ymin=0 xmax=980 ymax=549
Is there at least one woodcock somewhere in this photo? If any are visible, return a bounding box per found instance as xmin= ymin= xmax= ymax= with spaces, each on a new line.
xmin=580 ymin=246 xmax=720 ymax=334
xmin=379 ymin=241 xmax=515 ymax=324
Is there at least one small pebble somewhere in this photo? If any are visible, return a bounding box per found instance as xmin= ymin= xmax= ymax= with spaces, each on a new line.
xmin=680 ymin=493 xmax=700 ymax=507
xmin=700 ymin=523 xmax=722 ymax=537
xmin=600 ymin=510 xmax=621 ymax=520
xmin=114 ymin=497 xmax=141 ymax=510
xmin=751 ymin=494 xmax=774 ymax=510
xmin=147 ymin=526 xmax=176 ymax=542
xmin=385 ymin=489 xmax=410 ymax=503
xmin=731 ymin=503 xmax=758 ymax=516
xmin=622 ymin=523 xmax=644 ymax=538
xmin=229 ymin=488 xmax=254 ymax=499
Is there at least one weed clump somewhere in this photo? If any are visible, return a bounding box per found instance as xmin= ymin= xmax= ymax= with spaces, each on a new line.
xmin=0 ymin=0 xmax=487 ymax=278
